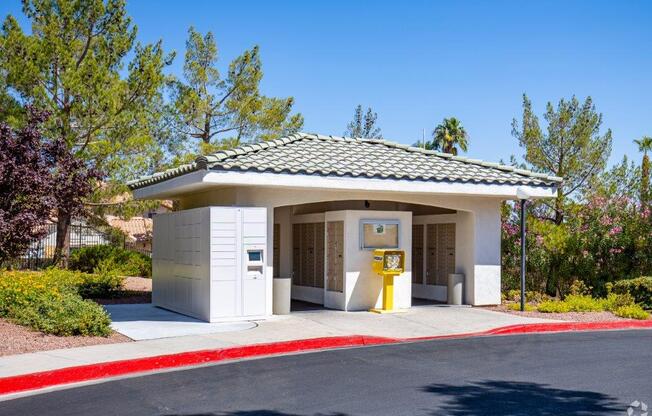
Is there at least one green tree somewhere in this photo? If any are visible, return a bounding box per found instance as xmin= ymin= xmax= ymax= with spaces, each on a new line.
xmin=344 ymin=105 xmax=382 ymax=139
xmin=512 ymin=94 xmax=612 ymax=224
xmin=634 ymin=136 xmax=652 ymax=207
xmin=427 ymin=117 xmax=468 ymax=155
xmin=166 ymin=27 xmax=303 ymax=161
xmin=0 ymin=0 xmax=171 ymax=265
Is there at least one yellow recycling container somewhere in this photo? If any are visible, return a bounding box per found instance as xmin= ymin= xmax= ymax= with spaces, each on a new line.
xmin=370 ymin=249 xmax=405 ymax=314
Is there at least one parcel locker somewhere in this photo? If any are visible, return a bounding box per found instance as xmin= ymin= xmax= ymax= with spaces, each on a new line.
xmin=152 ymin=206 xmax=268 ymax=322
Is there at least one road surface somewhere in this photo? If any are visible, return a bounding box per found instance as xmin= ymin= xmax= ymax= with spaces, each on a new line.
xmin=1 ymin=330 xmax=651 ymax=415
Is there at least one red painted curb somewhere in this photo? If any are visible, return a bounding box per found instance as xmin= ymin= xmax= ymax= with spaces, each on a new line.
xmin=1 ymin=320 xmax=650 ymax=396
xmin=0 ymin=335 xmax=397 ymax=396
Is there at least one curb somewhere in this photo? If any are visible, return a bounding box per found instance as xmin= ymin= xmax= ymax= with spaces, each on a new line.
xmin=1 ymin=320 xmax=651 ymax=397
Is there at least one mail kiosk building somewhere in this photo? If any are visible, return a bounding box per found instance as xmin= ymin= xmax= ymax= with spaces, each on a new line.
xmin=129 ymin=133 xmax=560 ymax=321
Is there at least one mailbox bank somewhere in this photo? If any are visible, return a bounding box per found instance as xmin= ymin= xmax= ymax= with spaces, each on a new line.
xmin=152 ymin=207 xmax=268 ymax=322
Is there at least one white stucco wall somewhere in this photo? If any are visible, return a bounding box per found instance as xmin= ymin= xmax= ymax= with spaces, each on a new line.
xmin=339 ymin=210 xmax=412 ymax=311
xmin=176 ymin=185 xmax=503 ymax=311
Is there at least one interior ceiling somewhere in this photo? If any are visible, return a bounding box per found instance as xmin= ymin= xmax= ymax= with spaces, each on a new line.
xmin=290 ymin=200 xmax=456 ymax=216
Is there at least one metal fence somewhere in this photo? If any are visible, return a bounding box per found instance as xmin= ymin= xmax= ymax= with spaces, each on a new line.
xmin=13 ymin=221 xmax=151 ymax=270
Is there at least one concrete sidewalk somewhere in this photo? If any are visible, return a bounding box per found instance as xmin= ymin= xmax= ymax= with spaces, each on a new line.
xmin=0 ymin=304 xmax=557 ymax=378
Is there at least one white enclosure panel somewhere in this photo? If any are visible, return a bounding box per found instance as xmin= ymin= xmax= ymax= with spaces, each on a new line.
xmin=243 ymin=279 xmax=266 ymax=316
xmin=153 ymin=206 xmax=268 ymax=322
xmin=211 ymin=281 xmax=238 ymax=317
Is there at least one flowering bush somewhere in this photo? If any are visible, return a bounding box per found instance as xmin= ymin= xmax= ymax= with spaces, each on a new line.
xmin=502 ymin=195 xmax=652 ymax=296
xmin=0 ymin=269 xmax=114 ymax=336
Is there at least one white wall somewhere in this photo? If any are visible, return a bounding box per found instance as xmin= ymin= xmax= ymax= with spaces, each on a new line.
xmin=152 ymin=207 xmax=211 ymax=321
xmin=178 ymin=186 xmax=502 ymax=308
xmin=340 ymin=210 xmax=412 ymax=311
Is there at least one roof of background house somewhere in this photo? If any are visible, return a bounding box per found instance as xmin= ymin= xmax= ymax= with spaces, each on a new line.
xmin=105 ymin=215 xmax=152 ymax=242
xmin=127 ymin=132 xmax=562 ymax=190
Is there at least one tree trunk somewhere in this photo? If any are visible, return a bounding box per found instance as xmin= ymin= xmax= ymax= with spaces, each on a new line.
xmin=53 ymin=209 xmax=72 ymax=268
xmin=554 ymin=188 xmax=564 ymax=225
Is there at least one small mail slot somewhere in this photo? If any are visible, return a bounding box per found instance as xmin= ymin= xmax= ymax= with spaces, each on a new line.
xmin=248 ymin=265 xmax=263 ymax=274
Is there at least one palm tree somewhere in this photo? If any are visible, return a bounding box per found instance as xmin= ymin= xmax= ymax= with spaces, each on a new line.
xmin=634 ymin=136 xmax=652 ymax=207
xmin=428 ymin=117 xmax=469 ymax=155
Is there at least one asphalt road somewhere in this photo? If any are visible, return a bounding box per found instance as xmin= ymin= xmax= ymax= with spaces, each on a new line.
xmin=1 ymin=330 xmax=651 ymax=416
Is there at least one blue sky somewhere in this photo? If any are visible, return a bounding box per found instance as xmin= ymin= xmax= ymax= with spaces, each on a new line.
xmin=2 ymin=0 xmax=651 ymax=166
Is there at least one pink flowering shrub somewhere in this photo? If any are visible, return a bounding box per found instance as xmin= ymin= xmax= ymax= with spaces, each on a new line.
xmin=502 ymin=196 xmax=652 ymax=296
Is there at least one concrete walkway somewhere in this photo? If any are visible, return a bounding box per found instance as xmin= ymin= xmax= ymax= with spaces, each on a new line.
xmin=105 ymin=304 xmax=257 ymax=340
xmin=0 ymin=304 xmax=557 ymax=378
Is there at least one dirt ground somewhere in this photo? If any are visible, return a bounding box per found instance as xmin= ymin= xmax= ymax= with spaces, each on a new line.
xmin=486 ymin=304 xmax=631 ymax=322
xmin=0 ymin=276 xmax=153 ymax=356
xmin=0 ymin=319 xmax=131 ymax=357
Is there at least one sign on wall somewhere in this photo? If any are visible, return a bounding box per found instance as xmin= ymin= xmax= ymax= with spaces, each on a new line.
xmin=360 ymin=220 xmax=400 ymax=249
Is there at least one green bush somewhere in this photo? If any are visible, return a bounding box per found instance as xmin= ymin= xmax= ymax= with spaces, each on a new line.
xmin=0 ymin=269 xmax=113 ymax=336
xmin=537 ymin=300 xmax=571 ymax=313
xmin=613 ymin=304 xmax=650 ymax=320
xmin=602 ymin=292 xmax=635 ymax=312
xmin=562 ymin=294 xmax=605 ymax=312
xmin=69 ymin=245 xmax=151 ymax=278
xmin=507 ymin=302 xmax=535 ymax=311
xmin=9 ymin=292 xmax=112 ymax=336
xmin=79 ymin=262 xmax=123 ymax=298
xmin=612 ymin=277 xmax=652 ymax=310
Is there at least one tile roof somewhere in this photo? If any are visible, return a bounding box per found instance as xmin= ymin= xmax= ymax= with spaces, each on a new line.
xmin=128 ymin=133 xmax=562 ymax=190
xmin=106 ymin=215 xmax=152 ymax=242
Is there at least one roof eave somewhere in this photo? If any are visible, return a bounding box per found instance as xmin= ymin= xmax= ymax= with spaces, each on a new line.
xmin=132 ymin=169 xmax=559 ymax=200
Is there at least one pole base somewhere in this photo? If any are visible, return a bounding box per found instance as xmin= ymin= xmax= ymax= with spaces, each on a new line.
xmin=369 ymin=308 xmax=407 ymax=314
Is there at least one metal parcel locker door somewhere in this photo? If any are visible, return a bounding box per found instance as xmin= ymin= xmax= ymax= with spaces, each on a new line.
xmin=241 ymin=207 xmax=267 ymax=316
xmin=209 ymin=207 xmax=267 ymax=320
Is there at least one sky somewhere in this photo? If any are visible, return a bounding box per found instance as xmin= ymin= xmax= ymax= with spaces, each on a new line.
xmin=1 ymin=0 xmax=651 ymax=167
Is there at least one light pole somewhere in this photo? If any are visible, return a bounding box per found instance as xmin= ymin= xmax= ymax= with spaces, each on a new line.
xmin=516 ymin=188 xmax=531 ymax=312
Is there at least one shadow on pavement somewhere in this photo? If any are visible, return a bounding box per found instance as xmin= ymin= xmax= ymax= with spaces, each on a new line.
xmin=163 ymin=412 xmax=349 ymax=416
xmin=422 ymin=380 xmax=621 ymax=416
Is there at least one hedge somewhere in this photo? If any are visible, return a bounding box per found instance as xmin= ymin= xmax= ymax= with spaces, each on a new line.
xmin=612 ymin=277 xmax=652 ymax=310
xmin=69 ymin=245 xmax=151 ymax=278
xmin=0 ymin=269 xmax=115 ymax=336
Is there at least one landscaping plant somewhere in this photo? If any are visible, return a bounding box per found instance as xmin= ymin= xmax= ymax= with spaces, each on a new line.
xmin=612 ymin=277 xmax=652 ymax=310
xmin=69 ymin=245 xmax=152 ymax=278
xmin=0 ymin=269 xmax=117 ymax=336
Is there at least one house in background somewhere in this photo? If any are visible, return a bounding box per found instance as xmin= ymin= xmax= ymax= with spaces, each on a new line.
xmin=128 ymin=133 xmax=560 ymax=322
xmin=104 ymin=199 xmax=173 ymax=252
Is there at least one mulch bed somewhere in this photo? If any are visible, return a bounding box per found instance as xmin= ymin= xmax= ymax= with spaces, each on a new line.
xmin=486 ymin=305 xmax=631 ymax=322
xmin=0 ymin=319 xmax=131 ymax=357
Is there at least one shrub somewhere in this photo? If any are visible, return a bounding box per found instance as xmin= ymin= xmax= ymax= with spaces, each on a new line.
xmin=562 ymin=294 xmax=604 ymax=312
xmin=506 ymin=289 xmax=521 ymax=302
xmin=507 ymin=302 xmax=535 ymax=312
xmin=78 ymin=261 xmax=123 ymax=298
xmin=602 ymin=292 xmax=635 ymax=312
xmin=0 ymin=269 xmax=113 ymax=336
xmin=613 ymin=304 xmax=649 ymax=320
xmin=10 ymin=292 xmax=112 ymax=336
xmin=612 ymin=277 xmax=652 ymax=310
xmin=69 ymin=245 xmax=151 ymax=278
xmin=537 ymin=300 xmax=571 ymax=313
xmin=569 ymin=280 xmax=592 ymax=296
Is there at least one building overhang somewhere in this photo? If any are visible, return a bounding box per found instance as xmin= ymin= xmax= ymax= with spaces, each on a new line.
xmin=133 ymin=169 xmax=558 ymax=201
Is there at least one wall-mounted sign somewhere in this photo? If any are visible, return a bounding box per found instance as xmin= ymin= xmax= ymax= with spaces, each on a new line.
xmin=360 ymin=219 xmax=399 ymax=249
